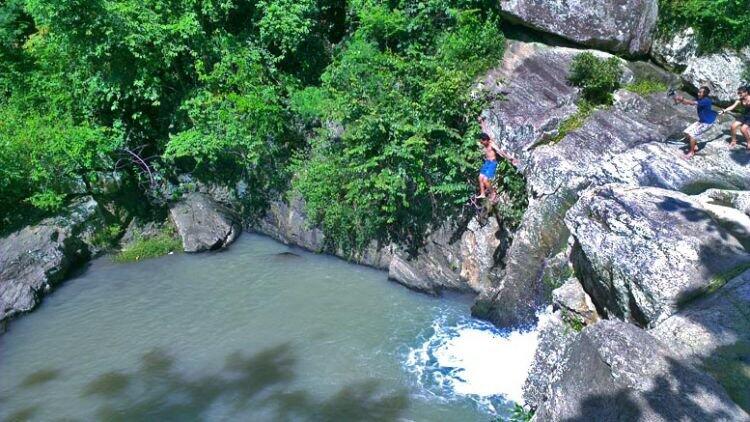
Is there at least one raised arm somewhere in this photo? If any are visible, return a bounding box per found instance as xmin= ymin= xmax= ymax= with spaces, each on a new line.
xmin=675 ymin=95 xmax=697 ymax=106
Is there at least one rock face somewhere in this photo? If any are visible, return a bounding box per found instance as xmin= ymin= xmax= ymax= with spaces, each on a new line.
xmin=255 ymin=198 xmax=509 ymax=294
xmin=254 ymin=197 xmax=325 ymax=253
xmin=476 ymin=39 xmax=750 ymax=327
xmin=651 ymin=27 xmax=698 ymax=70
xmin=683 ymin=47 xmax=750 ymax=103
xmin=498 ymin=0 xmax=658 ymax=56
xmin=652 ymin=269 xmax=750 ymax=412
xmin=652 ymin=27 xmax=750 ymax=103
xmin=169 ymin=193 xmax=241 ymax=253
xmin=0 ymin=197 xmax=104 ymax=322
xmin=532 ymin=320 xmax=748 ymax=421
xmin=567 ymin=185 xmax=750 ymax=328
xmin=552 ymin=277 xmax=600 ymax=326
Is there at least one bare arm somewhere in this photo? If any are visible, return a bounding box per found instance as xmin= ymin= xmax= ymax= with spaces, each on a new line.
xmin=675 ymin=95 xmax=696 ymax=106
xmin=721 ymin=100 xmax=741 ymax=114
xmin=479 ymin=115 xmax=519 ymax=165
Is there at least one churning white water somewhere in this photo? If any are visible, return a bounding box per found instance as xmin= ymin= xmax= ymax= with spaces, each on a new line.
xmin=405 ymin=309 xmax=551 ymax=415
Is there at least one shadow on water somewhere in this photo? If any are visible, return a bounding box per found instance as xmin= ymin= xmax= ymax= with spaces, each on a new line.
xmin=19 ymin=368 xmax=62 ymax=389
xmin=4 ymin=405 xmax=40 ymax=422
xmin=80 ymin=344 xmax=408 ymax=422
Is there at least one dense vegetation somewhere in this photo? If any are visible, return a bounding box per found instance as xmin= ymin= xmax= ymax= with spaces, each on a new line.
xmin=658 ymin=0 xmax=750 ymax=52
xmin=0 ymin=0 xmax=522 ymax=251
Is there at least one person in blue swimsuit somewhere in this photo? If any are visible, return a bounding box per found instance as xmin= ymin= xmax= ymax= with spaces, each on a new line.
xmin=476 ymin=117 xmax=518 ymax=199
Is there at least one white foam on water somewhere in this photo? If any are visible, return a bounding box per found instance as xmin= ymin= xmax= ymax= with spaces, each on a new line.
xmin=405 ymin=308 xmax=552 ymax=414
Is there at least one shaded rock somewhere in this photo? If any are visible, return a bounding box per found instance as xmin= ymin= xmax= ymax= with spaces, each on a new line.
xmin=119 ymin=217 xmax=168 ymax=249
xmin=169 ymin=193 xmax=240 ymax=253
xmin=652 ymin=269 xmax=750 ymax=412
xmin=0 ymin=197 xmax=104 ymax=322
xmin=498 ymin=0 xmax=658 ymax=56
xmin=522 ymin=310 xmax=577 ymax=409
xmin=566 ymin=185 xmax=750 ymax=327
xmin=255 ymin=197 xmax=325 ymax=253
xmin=552 ymin=277 xmax=600 ymax=326
xmin=473 ymin=192 xmax=574 ymax=326
xmin=388 ymin=256 xmax=439 ymax=295
xmin=532 ymin=320 xmax=747 ymax=421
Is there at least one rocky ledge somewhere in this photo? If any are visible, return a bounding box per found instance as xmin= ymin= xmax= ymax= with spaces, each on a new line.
xmin=0 ymin=197 xmax=105 ymax=323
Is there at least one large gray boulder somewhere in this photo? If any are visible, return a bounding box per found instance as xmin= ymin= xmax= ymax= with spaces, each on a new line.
xmin=566 ymin=185 xmax=750 ymax=328
xmin=498 ymin=0 xmax=658 ymax=56
xmin=169 ymin=193 xmax=240 ymax=253
xmin=652 ymin=27 xmax=750 ymax=102
xmin=532 ymin=320 xmax=748 ymax=421
xmin=682 ymin=47 xmax=750 ymax=103
xmin=652 ymin=269 xmax=750 ymax=412
xmin=523 ymin=311 xmax=578 ymax=409
xmin=0 ymin=197 xmax=104 ymax=322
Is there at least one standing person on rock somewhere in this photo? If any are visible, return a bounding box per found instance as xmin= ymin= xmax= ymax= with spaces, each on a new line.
xmin=719 ymin=85 xmax=750 ymax=150
xmin=674 ymin=86 xmax=718 ymax=159
xmin=475 ymin=116 xmax=518 ymax=199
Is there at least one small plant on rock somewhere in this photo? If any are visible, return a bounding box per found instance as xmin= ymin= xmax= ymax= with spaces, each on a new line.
xmin=568 ymin=52 xmax=624 ymax=105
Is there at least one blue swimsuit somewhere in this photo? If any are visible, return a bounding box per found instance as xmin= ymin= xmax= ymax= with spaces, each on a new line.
xmin=480 ymin=160 xmax=497 ymax=179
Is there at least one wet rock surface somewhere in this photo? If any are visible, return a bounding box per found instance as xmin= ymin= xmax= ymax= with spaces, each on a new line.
xmin=0 ymin=197 xmax=105 ymax=322
xmin=170 ymin=193 xmax=241 ymax=253
xmin=499 ymin=0 xmax=658 ymax=56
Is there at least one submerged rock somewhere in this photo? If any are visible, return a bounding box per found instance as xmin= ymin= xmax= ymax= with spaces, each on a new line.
xmin=652 ymin=269 xmax=750 ymax=412
xmin=532 ymin=320 xmax=748 ymax=421
xmin=170 ymin=193 xmax=240 ymax=253
xmin=0 ymin=197 xmax=104 ymax=322
xmin=499 ymin=0 xmax=658 ymax=56
xmin=566 ymin=185 xmax=750 ymax=328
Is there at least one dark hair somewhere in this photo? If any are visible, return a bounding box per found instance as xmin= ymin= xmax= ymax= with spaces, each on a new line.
xmin=739 ymin=85 xmax=749 ymax=93
xmin=477 ymin=133 xmax=491 ymax=141
xmin=699 ymin=86 xmax=711 ymax=95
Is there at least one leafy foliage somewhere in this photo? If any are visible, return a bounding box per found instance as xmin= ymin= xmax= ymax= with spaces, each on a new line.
xmin=658 ymin=0 xmax=750 ymax=53
xmin=626 ymin=79 xmax=668 ymax=96
xmin=568 ymin=52 xmax=623 ymax=105
xmin=1 ymin=0 xmax=521 ymax=251
xmin=115 ymin=226 xmax=182 ymax=262
xmin=548 ymin=100 xmax=595 ymax=144
xmin=291 ymin=1 xmax=511 ymax=251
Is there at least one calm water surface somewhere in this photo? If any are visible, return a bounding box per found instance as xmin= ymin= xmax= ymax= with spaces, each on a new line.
xmin=0 ymin=234 xmax=539 ymax=421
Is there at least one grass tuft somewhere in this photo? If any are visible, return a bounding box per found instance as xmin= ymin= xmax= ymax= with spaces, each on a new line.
xmin=114 ymin=229 xmax=182 ymax=263
xmin=625 ymin=79 xmax=668 ymax=96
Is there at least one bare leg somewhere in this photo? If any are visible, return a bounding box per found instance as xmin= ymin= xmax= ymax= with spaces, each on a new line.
xmin=730 ymin=121 xmax=741 ymax=147
xmin=742 ymin=125 xmax=750 ymax=150
xmin=478 ymin=175 xmax=487 ymax=198
xmin=685 ymin=133 xmax=698 ymax=158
